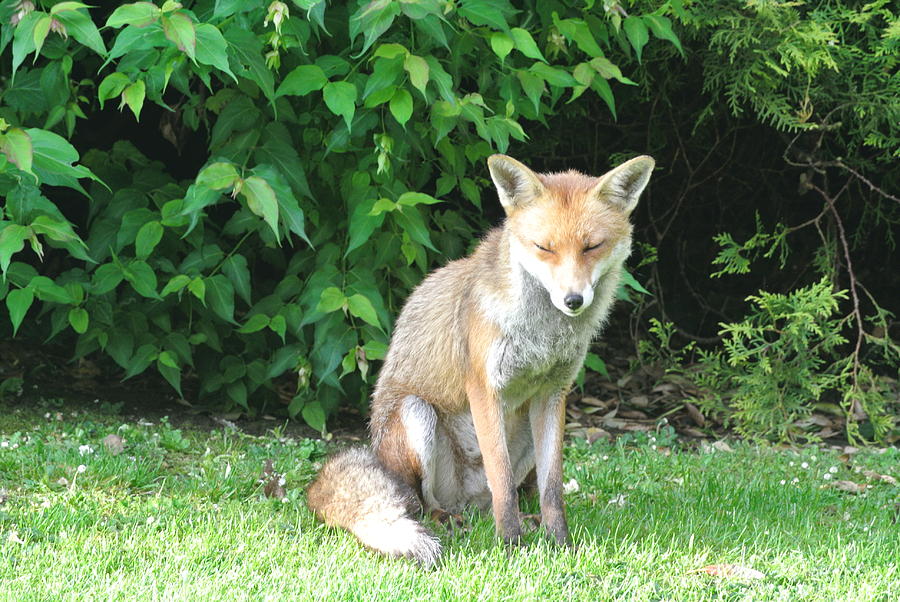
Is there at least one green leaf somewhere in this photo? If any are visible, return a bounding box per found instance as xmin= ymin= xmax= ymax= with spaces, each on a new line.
xmin=322 ymin=81 xmax=357 ymax=131
xmin=490 ymin=32 xmax=514 ymax=61
xmin=517 ymin=70 xmax=545 ymax=112
xmin=276 ymin=64 xmax=328 ymax=97
xmin=458 ymin=0 xmax=514 ymax=31
xmin=160 ymin=274 xmax=191 ymax=297
xmin=224 ymin=27 xmax=276 ymax=102
xmin=158 ymin=361 xmax=182 ymax=397
xmin=584 ymin=352 xmax=609 ymax=378
xmin=55 ymin=7 xmax=107 ymax=56
xmin=30 ymin=215 xmax=85 ymax=250
xmin=393 ymin=208 xmax=437 ymax=251
xmin=363 ymin=55 xmax=403 ymax=101
xmin=530 ymin=63 xmax=578 ymax=87
xmin=238 ymin=313 xmax=270 ymax=333
xmin=188 ymin=276 xmax=206 ymax=304
xmin=0 ymin=224 xmax=30 ymax=275
xmin=403 ymin=54 xmax=429 ymax=98
xmin=98 ymin=72 xmax=131 ymax=109
xmin=240 ymin=176 xmax=280 ymax=241
xmin=590 ymin=77 xmax=616 ymax=119
xmin=362 ymin=339 xmax=388 ymax=360
xmin=28 ymin=276 xmax=73 ymax=304
xmin=250 ymin=164 xmax=310 ymax=246
xmin=120 ymin=80 xmax=146 ymax=120
xmin=124 ymin=344 xmax=158 ymax=379
xmin=32 ymin=15 xmax=52 ymax=59
xmin=317 ymin=287 xmax=346 ymax=313
xmin=254 ymin=122 xmax=314 ymax=201
xmin=68 ymin=307 xmax=89 ymax=334
xmin=123 ymin=259 xmax=160 ymax=299
xmin=91 ymin=263 xmax=124 ymax=295
xmin=389 ymin=88 xmax=413 ymax=126
xmin=222 ymin=254 xmax=251 ymax=306
xmin=347 ymin=294 xmax=380 ymax=328
xmin=268 ymin=313 xmax=286 ymax=342
xmin=643 ymin=15 xmax=683 ymax=56
xmin=12 ymin=12 xmax=41 ymax=78
xmin=161 ymin=12 xmax=196 ymax=61
xmin=195 ymin=23 xmax=237 ymax=82
xmin=623 ymin=16 xmax=649 ymax=63
xmin=6 ymin=288 xmax=34 ymax=336
xmin=196 ymin=162 xmax=240 ymax=191
xmin=621 ymin=269 xmax=651 ymax=295
xmin=301 ymin=400 xmax=326 ymax=432
xmin=205 ymin=274 xmax=236 ymax=323
xmin=346 ymin=199 xmax=386 ymax=257
xmin=135 ymin=220 xmax=164 ymax=258
xmin=0 ymin=128 xmax=33 ymax=174
xmin=397 ymin=192 xmax=442 ymax=207
xmin=106 ymin=2 xmax=161 ymax=28
xmin=589 ymin=57 xmax=636 ymax=85
xmin=349 ymin=0 xmax=401 ymax=57
xmin=26 ymin=128 xmax=101 ymax=195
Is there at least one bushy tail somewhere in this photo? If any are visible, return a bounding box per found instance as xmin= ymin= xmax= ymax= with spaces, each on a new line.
xmin=306 ymin=447 xmax=441 ymax=568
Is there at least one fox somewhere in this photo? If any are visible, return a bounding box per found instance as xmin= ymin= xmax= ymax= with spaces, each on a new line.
xmin=306 ymin=153 xmax=655 ymax=567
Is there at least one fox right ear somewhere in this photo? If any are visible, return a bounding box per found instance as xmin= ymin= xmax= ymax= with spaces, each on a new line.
xmin=488 ymin=155 xmax=545 ymax=214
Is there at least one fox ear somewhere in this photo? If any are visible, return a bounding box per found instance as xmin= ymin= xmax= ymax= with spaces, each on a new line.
xmin=591 ymin=155 xmax=655 ymax=214
xmin=487 ymin=154 xmax=545 ymax=214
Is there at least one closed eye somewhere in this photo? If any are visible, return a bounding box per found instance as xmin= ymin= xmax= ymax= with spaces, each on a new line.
xmin=583 ymin=241 xmax=605 ymax=253
xmin=534 ymin=242 xmax=554 ymax=253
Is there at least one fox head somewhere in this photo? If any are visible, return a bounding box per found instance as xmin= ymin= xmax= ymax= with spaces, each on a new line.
xmin=488 ymin=154 xmax=654 ymax=317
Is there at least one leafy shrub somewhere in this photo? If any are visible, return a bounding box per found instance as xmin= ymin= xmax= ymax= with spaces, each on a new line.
xmin=0 ymin=1 xmax=676 ymax=428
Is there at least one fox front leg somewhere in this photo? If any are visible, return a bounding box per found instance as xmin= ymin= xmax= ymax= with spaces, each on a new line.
xmin=467 ymin=377 xmax=523 ymax=545
xmin=529 ymin=392 xmax=570 ymax=546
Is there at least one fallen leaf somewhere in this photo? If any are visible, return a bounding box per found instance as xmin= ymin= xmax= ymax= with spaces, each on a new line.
xmin=580 ymin=396 xmax=608 ymax=408
xmin=831 ymin=480 xmax=866 ymax=493
xmin=712 ymin=440 xmax=733 ymax=453
xmin=260 ymin=459 xmax=287 ymax=500
xmin=619 ymin=409 xmax=649 ymax=419
xmin=102 ymin=434 xmax=125 ymax=456
xmin=862 ymin=470 xmax=897 ymax=486
xmin=694 ymin=564 xmax=765 ymax=580
xmin=685 ymin=402 xmax=706 ymax=427
xmin=585 ymin=427 xmax=611 ymax=444
xmin=628 ymin=395 xmax=649 ymax=408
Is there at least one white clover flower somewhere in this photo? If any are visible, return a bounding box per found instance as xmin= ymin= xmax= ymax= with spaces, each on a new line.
xmin=280 ymin=497 xmax=288 ymax=504
xmin=811 ymin=455 xmax=817 ymax=461
xmin=76 ymin=464 xmax=86 ymax=473
xmin=829 ymin=466 xmax=838 ymax=473
xmin=146 ymin=516 xmax=155 ymax=525
xmin=1 ymin=441 xmax=8 ymax=448
xmin=823 ymin=473 xmax=832 ymax=480
xmin=780 ymin=479 xmax=786 ymax=485
xmin=792 ymin=477 xmax=799 ymax=483
xmin=602 ymin=455 xmax=609 ymax=461
xmin=789 ymin=461 xmax=795 ymax=467
xmin=78 ymin=444 xmax=94 ymax=456
xmin=801 ymin=462 xmax=809 ymax=469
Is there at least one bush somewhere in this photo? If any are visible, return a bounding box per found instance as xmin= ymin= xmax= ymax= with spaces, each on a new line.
xmin=0 ymin=1 xmax=675 ymax=428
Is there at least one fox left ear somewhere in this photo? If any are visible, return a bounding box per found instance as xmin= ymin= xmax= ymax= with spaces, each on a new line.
xmin=487 ymin=154 xmax=546 ymax=214
xmin=591 ymin=155 xmax=655 ymax=214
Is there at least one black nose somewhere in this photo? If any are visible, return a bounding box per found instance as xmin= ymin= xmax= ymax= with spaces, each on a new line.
xmin=564 ymin=293 xmax=583 ymax=310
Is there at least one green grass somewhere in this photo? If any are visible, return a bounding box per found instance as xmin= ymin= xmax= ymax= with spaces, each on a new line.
xmin=1 ymin=401 xmax=897 ymax=601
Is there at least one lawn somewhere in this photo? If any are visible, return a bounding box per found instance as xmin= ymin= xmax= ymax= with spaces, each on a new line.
xmin=0 ymin=399 xmax=897 ymax=601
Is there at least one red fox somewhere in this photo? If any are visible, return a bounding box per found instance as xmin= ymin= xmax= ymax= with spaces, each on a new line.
xmin=307 ymin=154 xmax=655 ymax=567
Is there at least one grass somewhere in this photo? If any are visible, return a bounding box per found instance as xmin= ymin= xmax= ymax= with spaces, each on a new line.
xmin=0 ymin=399 xmax=897 ymax=601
